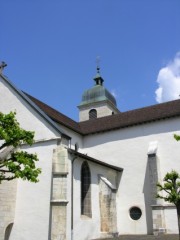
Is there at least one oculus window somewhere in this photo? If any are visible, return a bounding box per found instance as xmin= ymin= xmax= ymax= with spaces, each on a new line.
xmin=129 ymin=207 xmax=142 ymax=220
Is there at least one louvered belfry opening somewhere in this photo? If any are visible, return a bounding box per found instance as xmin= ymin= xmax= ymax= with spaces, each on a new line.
xmin=89 ymin=109 xmax=97 ymax=120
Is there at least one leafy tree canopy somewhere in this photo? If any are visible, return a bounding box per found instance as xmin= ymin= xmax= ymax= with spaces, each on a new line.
xmin=157 ymin=135 xmax=180 ymax=239
xmin=157 ymin=170 xmax=180 ymax=206
xmin=0 ymin=111 xmax=41 ymax=183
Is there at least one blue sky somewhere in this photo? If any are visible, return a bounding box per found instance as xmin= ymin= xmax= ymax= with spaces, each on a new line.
xmin=1 ymin=0 xmax=180 ymax=121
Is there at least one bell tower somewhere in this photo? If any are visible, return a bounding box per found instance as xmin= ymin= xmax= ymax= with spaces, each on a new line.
xmin=78 ymin=67 xmax=120 ymax=122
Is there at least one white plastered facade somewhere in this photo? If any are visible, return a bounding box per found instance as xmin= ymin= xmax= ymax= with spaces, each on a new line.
xmin=0 ymin=73 xmax=180 ymax=240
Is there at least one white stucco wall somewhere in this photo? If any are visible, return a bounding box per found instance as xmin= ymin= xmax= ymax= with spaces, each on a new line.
xmin=73 ymin=157 xmax=119 ymax=240
xmin=56 ymin=123 xmax=83 ymax=150
xmin=164 ymin=207 xmax=178 ymax=233
xmin=82 ymin=117 xmax=180 ymax=235
xmin=79 ymin=100 xmax=119 ymax=122
xmin=9 ymin=141 xmax=56 ymax=240
xmin=2 ymin=73 xmax=180 ymax=238
xmin=58 ymin=111 xmax=180 ymax=236
xmin=0 ymin=76 xmax=61 ymax=141
xmin=0 ymin=76 xmax=62 ymax=239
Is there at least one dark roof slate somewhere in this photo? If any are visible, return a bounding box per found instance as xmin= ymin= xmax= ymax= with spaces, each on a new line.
xmin=26 ymin=92 xmax=180 ymax=136
xmin=80 ymin=99 xmax=180 ymax=134
xmin=25 ymin=93 xmax=82 ymax=134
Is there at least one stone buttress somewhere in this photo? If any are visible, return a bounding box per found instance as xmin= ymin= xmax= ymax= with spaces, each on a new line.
xmin=50 ymin=138 xmax=69 ymax=240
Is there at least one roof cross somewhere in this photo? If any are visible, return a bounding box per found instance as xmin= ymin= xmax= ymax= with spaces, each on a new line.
xmin=0 ymin=61 xmax=7 ymax=73
xmin=96 ymin=56 xmax=100 ymax=73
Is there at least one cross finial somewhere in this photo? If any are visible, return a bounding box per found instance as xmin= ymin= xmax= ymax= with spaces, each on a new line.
xmin=94 ymin=56 xmax=104 ymax=86
xmin=0 ymin=61 xmax=7 ymax=73
xmin=96 ymin=56 xmax=100 ymax=73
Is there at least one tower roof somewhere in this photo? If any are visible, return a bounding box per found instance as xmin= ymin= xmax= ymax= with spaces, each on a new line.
xmin=79 ymin=67 xmax=117 ymax=107
xmin=79 ymin=85 xmax=117 ymax=106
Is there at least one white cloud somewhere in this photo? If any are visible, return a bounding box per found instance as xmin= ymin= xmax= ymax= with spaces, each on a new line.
xmin=155 ymin=52 xmax=180 ymax=103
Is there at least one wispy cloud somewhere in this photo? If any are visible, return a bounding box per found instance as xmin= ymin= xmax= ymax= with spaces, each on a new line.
xmin=111 ymin=89 xmax=118 ymax=98
xmin=155 ymin=52 xmax=180 ymax=103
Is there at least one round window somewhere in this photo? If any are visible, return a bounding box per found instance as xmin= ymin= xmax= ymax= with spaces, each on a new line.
xmin=129 ymin=207 xmax=142 ymax=220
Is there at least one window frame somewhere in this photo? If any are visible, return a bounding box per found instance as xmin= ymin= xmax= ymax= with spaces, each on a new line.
xmin=81 ymin=161 xmax=92 ymax=218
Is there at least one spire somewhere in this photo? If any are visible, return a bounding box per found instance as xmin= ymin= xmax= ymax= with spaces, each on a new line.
xmin=93 ymin=57 xmax=104 ymax=85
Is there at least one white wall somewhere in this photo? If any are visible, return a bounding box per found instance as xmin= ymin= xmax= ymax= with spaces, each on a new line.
xmin=2 ymin=74 xmax=180 ymax=237
xmin=9 ymin=141 xmax=56 ymax=240
xmin=164 ymin=207 xmax=178 ymax=233
xmin=56 ymin=123 xmax=83 ymax=150
xmin=82 ymin=118 xmax=180 ymax=234
xmin=73 ymin=157 xmax=118 ymax=240
xmin=0 ymin=76 xmax=61 ymax=239
xmin=0 ymin=76 xmax=61 ymax=141
xmin=79 ymin=100 xmax=119 ymax=122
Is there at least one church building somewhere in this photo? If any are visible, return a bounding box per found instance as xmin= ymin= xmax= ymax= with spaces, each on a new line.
xmin=0 ymin=66 xmax=180 ymax=240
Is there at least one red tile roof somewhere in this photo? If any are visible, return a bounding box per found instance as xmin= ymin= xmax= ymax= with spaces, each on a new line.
xmin=26 ymin=93 xmax=180 ymax=136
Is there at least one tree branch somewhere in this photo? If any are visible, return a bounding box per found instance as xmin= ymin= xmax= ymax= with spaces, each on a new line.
xmin=162 ymin=188 xmax=171 ymax=195
xmin=0 ymin=169 xmax=11 ymax=173
xmin=0 ymin=142 xmax=8 ymax=150
xmin=0 ymin=157 xmax=13 ymax=168
xmin=4 ymin=176 xmax=16 ymax=181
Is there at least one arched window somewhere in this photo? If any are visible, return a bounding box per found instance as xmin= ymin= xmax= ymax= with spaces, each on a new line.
xmin=89 ymin=109 xmax=97 ymax=120
xmin=81 ymin=162 xmax=92 ymax=217
xmin=4 ymin=223 xmax=13 ymax=240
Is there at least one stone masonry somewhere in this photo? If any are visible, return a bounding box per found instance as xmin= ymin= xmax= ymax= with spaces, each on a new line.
xmin=148 ymin=154 xmax=166 ymax=234
xmin=50 ymin=140 xmax=69 ymax=240
xmin=99 ymin=178 xmax=117 ymax=237
xmin=0 ymin=179 xmax=17 ymax=240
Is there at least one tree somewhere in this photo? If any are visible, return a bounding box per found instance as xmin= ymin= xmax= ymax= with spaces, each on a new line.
xmin=174 ymin=134 xmax=180 ymax=141
xmin=0 ymin=111 xmax=41 ymax=183
xmin=157 ymin=170 xmax=180 ymax=239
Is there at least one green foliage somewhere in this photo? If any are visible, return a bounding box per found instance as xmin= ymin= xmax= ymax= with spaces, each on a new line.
xmin=157 ymin=135 xmax=180 ymax=239
xmin=0 ymin=112 xmax=41 ymax=183
xmin=174 ymin=134 xmax=180 ymax=142
xmin=157 ymin=170 xmax=180 ymax=206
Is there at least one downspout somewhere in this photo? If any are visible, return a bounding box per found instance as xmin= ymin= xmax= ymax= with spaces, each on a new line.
xmin=71 ymin=154 xmax=78 ymax=240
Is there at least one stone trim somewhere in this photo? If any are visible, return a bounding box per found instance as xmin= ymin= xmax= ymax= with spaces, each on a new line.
xmin=51 ymin=200 xmax=69 ymax=204
xmin=99 ymin=175 xmax=117 ymax=190
xmin=99 ymin=177 xmax=117 ymax=234
xmin=52 ymin=172 xmax=69 ymax=176
xmin=152 ymin=204 xmax=176 ymax=210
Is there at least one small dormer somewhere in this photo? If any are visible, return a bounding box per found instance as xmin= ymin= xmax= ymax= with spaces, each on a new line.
xmin=78 ymin=67 xmax=120 ymax=122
